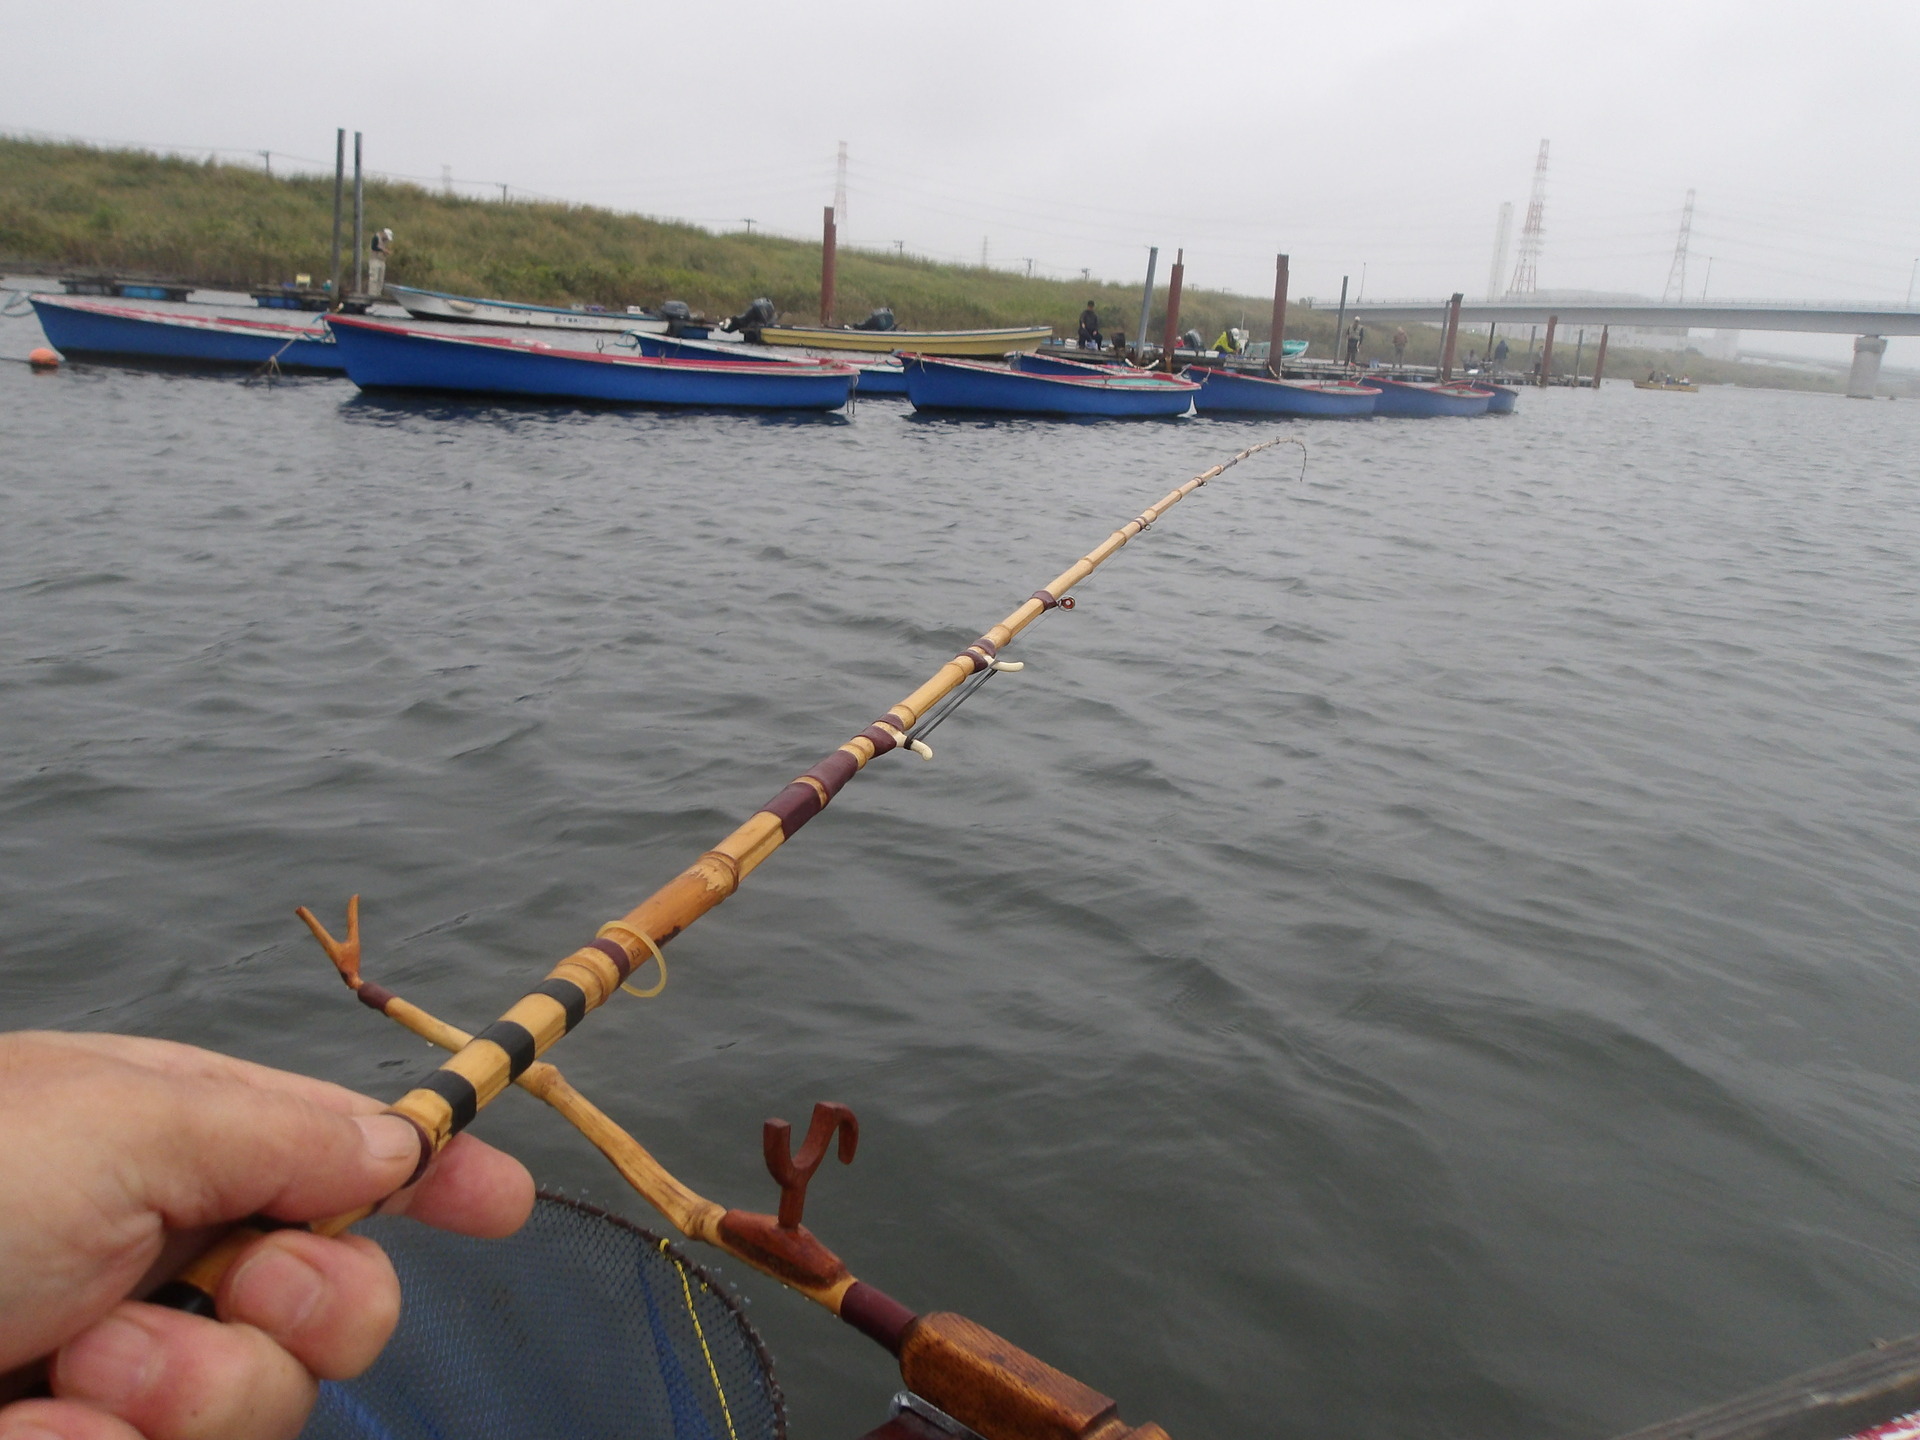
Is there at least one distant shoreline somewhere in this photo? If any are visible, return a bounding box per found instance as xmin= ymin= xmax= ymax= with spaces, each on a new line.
xmin=0 ymin=136 xmax=1866 ymax=394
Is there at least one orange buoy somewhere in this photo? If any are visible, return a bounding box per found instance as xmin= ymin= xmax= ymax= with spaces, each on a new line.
xmin=28 ymin=347 xmax=60 ymax=370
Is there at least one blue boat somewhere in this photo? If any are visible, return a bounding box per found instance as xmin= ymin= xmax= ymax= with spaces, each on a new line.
xmin=902 ymin=355 xmax=1196 ymax=417
xmin=1480 ymin=382 xmax=1520 ymax=414
xmin=1365 ymin=376 xmax=1494 ymax=417
xmin=326 ymin=317 xmax=857 ymax=409
xmin=624 ymin=332 xmax=907 ymax=395
xmin=29 ymin=296 xmax=344 ymax=371
xmin=1012 ymin=351 xmax=1139 ymax=378
xmin=1184 ymin=366 xmax=1379 ymax=417
xmin=849 ymin=363 xmax=907 ymax=396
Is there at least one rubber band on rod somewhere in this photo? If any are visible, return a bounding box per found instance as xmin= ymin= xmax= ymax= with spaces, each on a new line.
xmin=599 ymin=922 xmax=669 ymax=999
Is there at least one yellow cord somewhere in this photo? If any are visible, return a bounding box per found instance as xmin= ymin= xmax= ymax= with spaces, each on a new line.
xmin=664 ymin=1239 xmax=739 ymax=1440
xmin=600 ymin=922 xmax=669 ymax=999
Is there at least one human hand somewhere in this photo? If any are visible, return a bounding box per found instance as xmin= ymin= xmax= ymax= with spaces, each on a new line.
xmin=0 ymin=1031 xmax=534 ymax=1440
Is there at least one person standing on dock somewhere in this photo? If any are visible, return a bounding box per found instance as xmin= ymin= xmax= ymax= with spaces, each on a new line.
xmin=367 ymin=228 xmax=394 ymax=296
xmin=1493 ymin=337 xmax=1510 ymax=369
xmin=1077 ymin=301 xmax=1102 ymax=349
xmin=1392 ymin=327 xmax=1408 ymax=364
xmin=1344 ymin=319 xmax=1365 ymax=367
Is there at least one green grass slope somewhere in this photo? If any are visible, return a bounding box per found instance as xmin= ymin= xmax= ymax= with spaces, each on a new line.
xmin=0 ymin=136 xmax=1848 ymax=390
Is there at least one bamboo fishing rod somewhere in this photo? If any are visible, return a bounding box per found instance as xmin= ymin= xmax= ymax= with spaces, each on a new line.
xmin=300 ymin=909 xmax=1168 ymax=1440
xmin=159 ymin=437 xmax=1293 ymax=1433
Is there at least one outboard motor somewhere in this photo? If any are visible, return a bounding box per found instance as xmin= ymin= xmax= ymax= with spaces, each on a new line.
xmin=720 ymin=297 xmax=777 ymax=340
xmin=849 ymin=306 xmax=897 ymax=333
xmin=657 ymin=299 xmax=696 ymax=337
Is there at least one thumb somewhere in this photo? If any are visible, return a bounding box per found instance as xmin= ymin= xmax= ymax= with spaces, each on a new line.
xmin=0 ymin=1035 xmax=431 ymax=1373
xmin=92 ymin=1066 xmax=426 ymax=1231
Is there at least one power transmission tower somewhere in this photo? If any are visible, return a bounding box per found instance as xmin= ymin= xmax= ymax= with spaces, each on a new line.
xmin=834 ymin=140 xmax=848 ymax=231
xmin=1507 ymin=139 xmax=1548 ymax=295
xmin=1487 ymin=201 xmax=1513 ymax=300
xmin=1663 ymin=189 xmax=1695 ymax=302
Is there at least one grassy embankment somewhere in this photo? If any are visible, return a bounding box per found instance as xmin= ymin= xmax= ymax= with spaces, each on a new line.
xmin=0 ymin=136 xmax=1847 ymax=391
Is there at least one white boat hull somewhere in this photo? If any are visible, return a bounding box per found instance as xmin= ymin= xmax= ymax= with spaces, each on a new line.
xmin=388 ymin=285 xmax=669 ymax=334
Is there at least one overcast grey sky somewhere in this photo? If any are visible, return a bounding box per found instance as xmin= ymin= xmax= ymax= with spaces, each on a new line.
xmin=7 ymin=1 xmax=1918 ymax=361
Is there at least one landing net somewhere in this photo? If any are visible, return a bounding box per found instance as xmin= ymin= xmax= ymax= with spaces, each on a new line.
xmin=301 ymin=1193 xmax=785 ymax=1440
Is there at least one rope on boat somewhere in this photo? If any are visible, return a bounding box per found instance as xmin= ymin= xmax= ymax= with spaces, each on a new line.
xmin=246 ymin=326 xmax=316 ymax=386
xmin=1 ymin=288 xmax=34 ymax=318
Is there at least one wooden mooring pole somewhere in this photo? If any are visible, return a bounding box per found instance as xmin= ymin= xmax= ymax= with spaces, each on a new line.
xmin=1539 ymin=313 xmax=1558 ymax=386
xmin=329 ymin=129 xmax=344 ymax=300
xmin=1332 ymin=275 xmax=1349 ymax=369
xmin=820 ymin=206 xmax=837 ymax=325
xmin=351 ymin=132 xmax=364 ymax=296
xmin=1440 ymin=291 xmax=1463 ymax=380
xmin=1268 ymin=254 xmax=1290 ymax=376
xmin=1592 ymin=325 xmax=1610 ymax=389
xmin=1160 ymin=248 xmax=1185 ymax=370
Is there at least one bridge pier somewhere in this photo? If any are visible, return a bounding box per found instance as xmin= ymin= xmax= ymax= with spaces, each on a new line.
xmin=1846 ymin=335 xmax=1886 ymax=398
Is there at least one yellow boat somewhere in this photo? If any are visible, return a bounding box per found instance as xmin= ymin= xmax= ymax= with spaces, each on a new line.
xmin=755 ymin=323 xmax=1053 ymax=356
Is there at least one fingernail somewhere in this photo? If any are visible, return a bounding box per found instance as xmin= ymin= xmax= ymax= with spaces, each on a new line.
xmin=0 ymin=1426 xmax=67 ymax=1440
xmin=55 ymin=1312 xmax=158 ymax=1408
xmin=356 ymin=1113 xmax=422 ymax=1164
xmin=226 ymin=1245 xmax=325 ymax=1339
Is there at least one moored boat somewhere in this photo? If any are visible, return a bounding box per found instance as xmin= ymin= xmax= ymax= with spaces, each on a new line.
xmin=1365 ymin=376 xmax=1494 ymax=417
xmin=1634 ymin=377 xmax=1699 ymax=392
xmin=1480 ymin=382 xmax=1521 ymax=413
xmin=28 ymin=295 xmax=343 ymax=371
xmin=758 ymin=322 xmax=1052 ymax=357
xmin=1010 ymin=351 xmax=1139 ymax=377
xmin=1246 ymin=337 xmax=1311 ymax=362
xmin=387 ymin=283 xmax=674 ymax=334
xmin=1184 ymin=365 xmax=1380 ymax=417
xmin=849 ymin=362 xmax=908 ymax=395
xmin=623 ymin=331 xmax=907 ymax=394
xmin=325 ymin=316 xmax=856 ymax=409
xmin=902 ymin=354 xmax=1196 ymax=417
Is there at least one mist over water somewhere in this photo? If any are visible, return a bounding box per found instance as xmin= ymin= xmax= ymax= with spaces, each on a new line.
xmin=4 ymin=313 xmax=1919 ymax=1440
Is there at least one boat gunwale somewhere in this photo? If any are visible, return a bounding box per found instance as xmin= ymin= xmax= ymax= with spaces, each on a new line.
xmin=385 ymin=284 xmax=655 ymax=321
xmin=763 ymin=323 xmax=1055 ymax=342
xmin=904 ymin=353 xmax=1198 ymax=392
xmin=327 ymin=317 xmax=859 ymax=376
xmin=1184 ymin=364 xmax=1382 ymax=396
xmin=30 ymin=294 xmax=333 ymax=341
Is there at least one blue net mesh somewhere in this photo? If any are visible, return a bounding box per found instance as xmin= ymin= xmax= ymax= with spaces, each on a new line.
xmin=300 ymin=1193 xmax=785 ymax=1440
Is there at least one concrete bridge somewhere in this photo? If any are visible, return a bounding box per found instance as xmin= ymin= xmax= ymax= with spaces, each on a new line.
xmin=1338 ymin=298 xmax=1918 ymax=395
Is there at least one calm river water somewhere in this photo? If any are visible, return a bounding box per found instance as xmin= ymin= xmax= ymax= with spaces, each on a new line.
xmin=4 ymin=312 xmax=1919 ymax=1440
